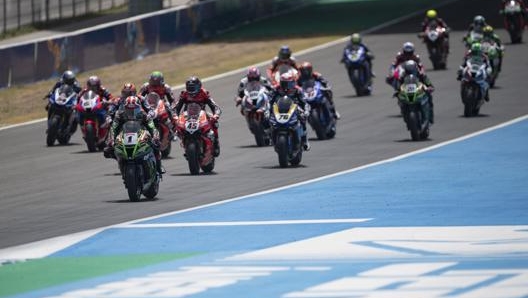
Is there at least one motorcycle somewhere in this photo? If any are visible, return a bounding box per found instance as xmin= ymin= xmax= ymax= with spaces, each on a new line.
xmin=46 ymin=85 xmax=78 ymax=146
xmin=502 ymin=0 xmax=525 ymax=43
xmin=481 ymin=39 xmax=501 ymax=88
xmin=270 ymin=64 xmax=299 ymax=87
xmin=460 ymin=58 xmax=489 ymax=117
xmin=145 ymin=92 xmax=174 ymax=158
xmin=396 ymin=75 xmax=432 ymax=141
xmin=420 ymin=22 xmax=449 ymax=70
xmin=76 ymin=90 xmax=109 ymax=152
xmin=301 ymin=79 xmax=336 ymax=140
xmin=240 ymin=82 xmax=271 ymax=146
xmin=342 ymin=45 xmax=372 ymax=96
xmin=269 ymin=95 xmax=305 ymax=168
xmin=114 ymin=120 xmax=160 ymax=201
xmin=175 ymin=102 xmax=216 ymax=175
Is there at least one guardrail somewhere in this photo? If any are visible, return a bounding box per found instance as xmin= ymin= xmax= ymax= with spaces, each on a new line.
xmin=0 ymin=0 xmax=312 ymax=89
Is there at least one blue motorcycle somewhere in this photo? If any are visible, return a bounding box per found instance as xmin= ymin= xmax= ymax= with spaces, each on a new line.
xmin=343 ymin=46 xmax=372 ymax=96
xmin=269 ymin=95 xmax=305 ymax=168
xmin=301 ymin=79 xmax=336 ymax=140
xmin=46 ymin=85 xmax=78 ymax=146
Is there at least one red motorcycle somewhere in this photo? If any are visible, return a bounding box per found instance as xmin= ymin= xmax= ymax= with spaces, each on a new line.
xmin=76 ymin=91 xmax=109 ymax=152
xmin=175 ymin=102 xmax=216 ymax=175
xmin=502 ymin=0 xmax=525 ymax=43
xmin=419 ymin=22 xmax=449 ymax=69
xmin=145 ymin=92 xmax=175 ymax=158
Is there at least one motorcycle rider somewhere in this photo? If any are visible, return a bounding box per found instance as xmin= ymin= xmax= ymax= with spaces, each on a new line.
xmin=76 ymin=75 xmax=114 ymax=129
xmin=104 ymin=96 xmax=165 ymax=177
xmin=174 ymin=76 xmax=222 ymax=157
xmin=266 ymin=45 xmax=299 ymax=86
xmin=269 ymin=72 xmax=310 ymax=151
xmin=499 ymin=0 xmax=527 ymax=17
xmin=297 ymin=61 xmax=340 ymax=120
xmin=397 ymin=60 xmax=435 ymax=123
xmin=482 ymin=25 xmax=505 ymax=72
xmin=340 ymin=33 xmax=376 ymax=80
xmin=457 ymin=42 xmax=493 ymax=102
xmin=43 ymin=70 xmax=82 ymax=111
xmin=463 ymin=15 xmax=488 ymax=46
xmin=419 ymin=9 xmax=450 ymax=53
xmin=139 ymin=71 xmax=177 ymax=126
xmin=386 ymin=42 xmax=425 ymax=88
xmin=235 ymin=66 xmax=273 ymax=110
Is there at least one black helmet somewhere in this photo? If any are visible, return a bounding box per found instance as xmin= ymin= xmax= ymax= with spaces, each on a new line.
xmin=87 ymin=75 xmax=101 ymax=92
xmin=185 ymin=76 xmax=202 ymax=96
xmin=299 ymin=61 xmax=313 ymax=79
xmin=61 ymin=70 xmax=76 ymax=85
xmin=278 ymin=45 xmax=292 ymax=60
xmin=149 ymin=71 xmax=164 ymax=86
xmin=403 ymin=60 xmax=419 ymax=76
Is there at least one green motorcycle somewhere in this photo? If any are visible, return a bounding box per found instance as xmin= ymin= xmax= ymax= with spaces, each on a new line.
xmin=397 ymin=75 xmax=432 ymax=141
xmin=114 ymin=120 xmax=160 ymax=201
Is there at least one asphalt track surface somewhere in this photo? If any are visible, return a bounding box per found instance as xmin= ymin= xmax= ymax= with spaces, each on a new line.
xmin=1 ymin=0 xmax=527 ymax=249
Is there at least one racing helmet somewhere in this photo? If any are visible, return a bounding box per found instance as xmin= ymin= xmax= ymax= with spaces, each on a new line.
xmin=121 ymin=82 xmax=137 ymax=98
xmin=299 ymin=61 xmax=313 ymax=80
xmin=351 ymin=33 xmax=362 ymax=45
xmin=61 ymin=70 xmax=76 ymax=85
xmin=403 ymin=60 xmax=419 ymax=76
xmin=402 ymin=42 xmax=415 ymax=55
xmin=278 ymin=45 xmax=292 ymax=60
xmin=185 ymin=76 xmax=202 ymax=96
xmin=473 ymin=15 xmax=486 ymax=28
xmin=149 ymin=71 xmax=164 ymax=87
xmin=426 ymin=9 xmax=437 ymax=19
xmin=124 ymin=96 xmax=142 ymax=120
xmin=86 ymin=75 xmax=101 ymax=92
xmin=470 ymin=42 xmax=482 ymax=55
xmin=483 ymin=25 xmax=494 ymax=36
xmin=247 ymin=67 xmax=261 ymax=82
xmin=279 ymin=72 xmax=296 ymax=91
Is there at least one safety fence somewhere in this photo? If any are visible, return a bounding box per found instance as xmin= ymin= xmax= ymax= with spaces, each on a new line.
xmin=1 ymin=0 xmax=128 ymax=34
xmin=0 ymin=0 xmax=311 ymax=89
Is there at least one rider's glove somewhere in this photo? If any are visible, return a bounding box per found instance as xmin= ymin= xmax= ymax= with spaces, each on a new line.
xmin=426 ymin=86 xmax=435 ymax=93
xmin=212 ymin=114 xmax=220 ymax=121
xmin=147 ymin=110 xmax=156 ymax=120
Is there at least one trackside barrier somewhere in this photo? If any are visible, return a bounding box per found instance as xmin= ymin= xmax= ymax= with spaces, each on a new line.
xmin=0 ymin=0 xmax=313 ymax=89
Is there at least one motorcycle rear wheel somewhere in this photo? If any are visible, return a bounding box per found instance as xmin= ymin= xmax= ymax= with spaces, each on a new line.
xmin=310 ymin=109 xmax=326 ymax=140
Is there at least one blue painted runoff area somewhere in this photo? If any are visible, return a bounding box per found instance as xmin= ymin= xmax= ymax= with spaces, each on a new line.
xmin=17 ymin=118 xmax=528 ymax=298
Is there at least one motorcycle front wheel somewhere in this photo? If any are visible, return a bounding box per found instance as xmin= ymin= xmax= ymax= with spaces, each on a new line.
xmin=186 ymin=141 xmax=201 ymax=175
xmin=125 ymin=164 xmax=142 ymax=202
xmin=276 ymin=134 xmax=289 ymax=168
xmin=85 ymin=123 xmax=97 ymax=152
xmin=46 ymin=115 xmax=60 ymax=146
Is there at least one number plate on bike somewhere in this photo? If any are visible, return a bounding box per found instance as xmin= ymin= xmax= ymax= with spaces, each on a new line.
xmin=124 ymin=132 xmax=138 ymax=145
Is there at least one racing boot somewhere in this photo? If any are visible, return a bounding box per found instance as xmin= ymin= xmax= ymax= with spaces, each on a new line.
xmin=213 ymin=139 xmax=220 ymax=157
xmin=301 ymin=135 xmax=311 ymax=151
xmin=156 ymin=159 xmax=165 ymax=176
xmin=485 ymin=90 xmax=490 ymax=102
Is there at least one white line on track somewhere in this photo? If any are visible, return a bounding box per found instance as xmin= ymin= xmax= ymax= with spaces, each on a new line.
xmin=116 ymin=218 xmax=373 ymax=228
